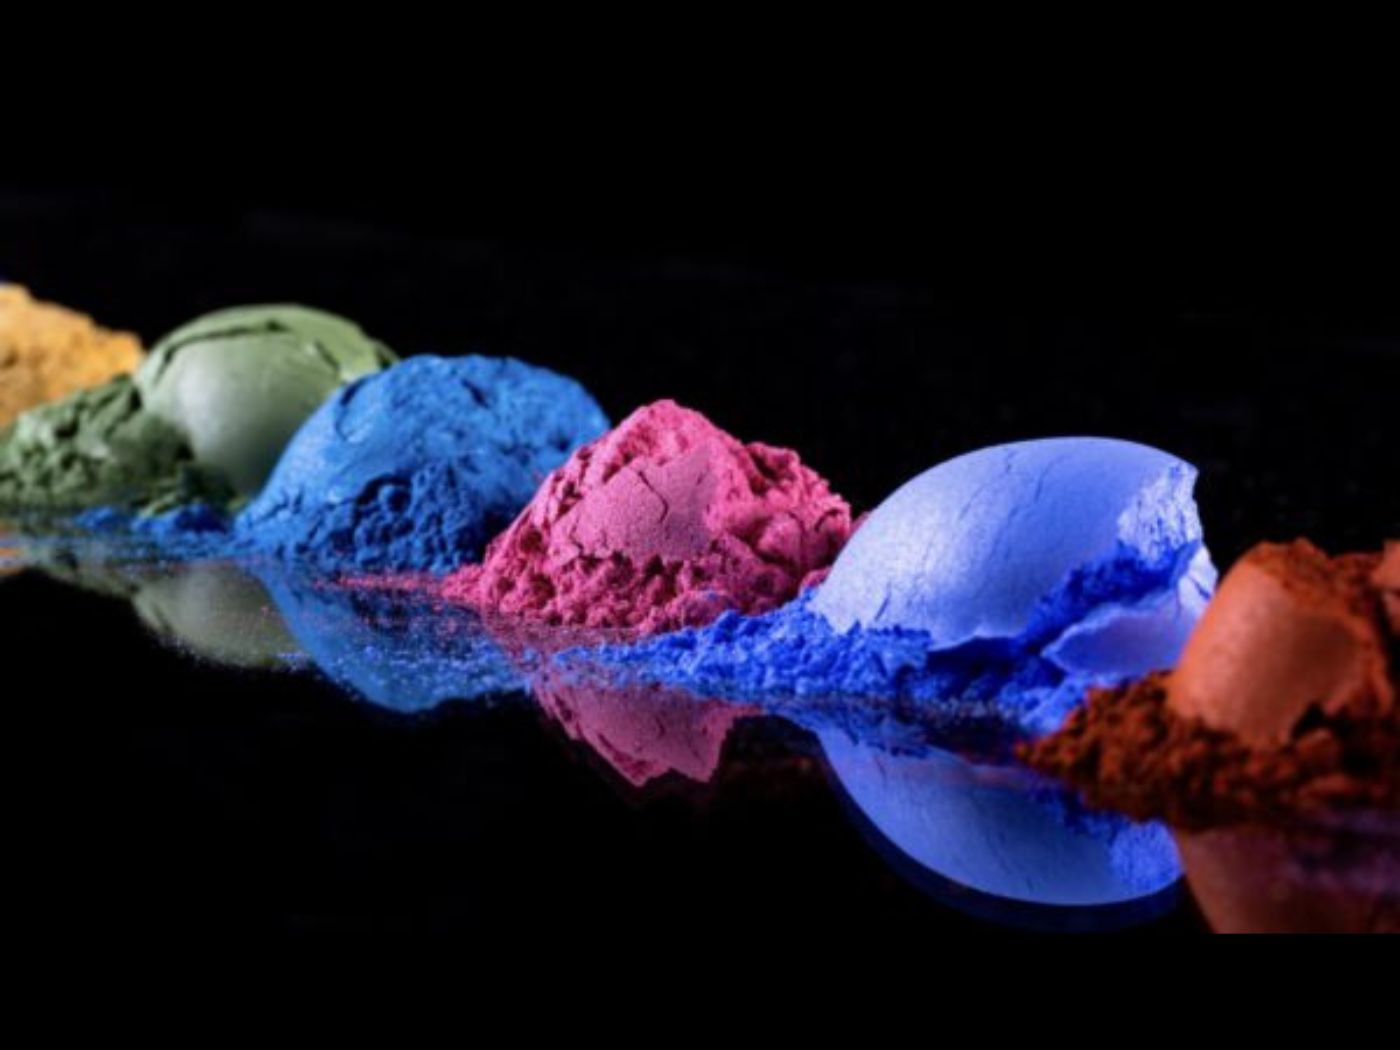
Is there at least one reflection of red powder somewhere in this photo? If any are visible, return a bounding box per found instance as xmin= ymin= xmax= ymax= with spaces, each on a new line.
xmin=1178 ymin=821 xmax=1400 ymax=933
xmin=1023 ymin=540 xmax=1399 ymax=828
xmin=443 ymin=401 xmax=852 ymax=635
xmin=1377 ymin=542 xmax=1400 ymax=634
xmin=531 ymin=669 xmax=754 ymax=787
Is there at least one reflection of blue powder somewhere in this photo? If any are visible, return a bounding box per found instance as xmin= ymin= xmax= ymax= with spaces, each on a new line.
xmin=258 ymin=570 xmax=523 ymax=712
xmin=821 ymin=731 xmax=1179 ymax=907
xmin=566 ymin=438 xmax=1215 ymax=738
xmin=236 ymin=355 xmax=608 ymax=573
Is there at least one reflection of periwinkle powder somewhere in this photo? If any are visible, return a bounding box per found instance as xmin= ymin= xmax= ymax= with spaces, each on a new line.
xmin=822 ymin=732 xmax=1179 ymax=907
xmin=568 ymin=438 xmax=1216 ymax=738
xmin=238 ymin=355 xmax=609 ymax=573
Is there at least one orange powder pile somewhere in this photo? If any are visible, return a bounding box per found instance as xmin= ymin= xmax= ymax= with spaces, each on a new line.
xmin=0 ymin=286 xmax=144 ymax=428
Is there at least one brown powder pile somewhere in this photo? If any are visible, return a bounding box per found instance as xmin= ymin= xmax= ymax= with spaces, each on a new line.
xmin=0 ymin=286 xmax=143 ymax=428
xmin=1022 ymin=540 xmax=1399 ymax=829
xmin=1024 ymin=673 xmax=1399 ymax=828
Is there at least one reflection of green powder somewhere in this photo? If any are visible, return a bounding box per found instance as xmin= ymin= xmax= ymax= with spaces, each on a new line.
xmin=132 ymin=561 xmax=302 ymax=669
xmin=0 ymin=376 xmax=227 ymax=513
xmin=137 ymin=305 xmax=397 ymax=496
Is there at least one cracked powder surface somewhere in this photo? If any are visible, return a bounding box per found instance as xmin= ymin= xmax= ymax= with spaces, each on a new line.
xmin=442 ymin=399 xmax=854 ymax=634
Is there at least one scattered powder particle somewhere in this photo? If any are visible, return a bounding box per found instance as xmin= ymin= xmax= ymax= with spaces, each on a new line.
xmin=1023 ymin=541 xmax=1399 ymax=828
xmin=444 ymin=400 xmax=853 ymax=635
xmin=238 ymin=355 xmax=608 ymax=573
xmin=0 ymin=286 xmax=143 ymax=428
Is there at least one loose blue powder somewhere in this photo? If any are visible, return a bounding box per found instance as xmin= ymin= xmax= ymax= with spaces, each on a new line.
xmin=236 ymin=355 xmax=609 ymax=573
xmin=563 ymin=437 xmax=1216 ymax=739
xmin=74 ymin=503 xmax=234 ymax=561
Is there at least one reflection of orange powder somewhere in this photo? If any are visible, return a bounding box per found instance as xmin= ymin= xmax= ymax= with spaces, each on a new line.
xmin=0 ymin=286 xmax=143 ymax=428
xmin=0 ymin=539 xmax=18 ymax=577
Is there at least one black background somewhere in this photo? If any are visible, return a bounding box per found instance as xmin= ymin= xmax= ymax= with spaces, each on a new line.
xmin=2 ymin=178 xmax=1396 ymax=942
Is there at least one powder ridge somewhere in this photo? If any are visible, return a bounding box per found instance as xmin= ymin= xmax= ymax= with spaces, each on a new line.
xmin=444 ymin=400 xmax=853 ymax=634
xmin=566 ymin=437 xmax=1213 ymax=738
xmin=0 ymin=286 xmax=143 ymax=428
xmin=238 ymin=355 xmax=609 ymax=573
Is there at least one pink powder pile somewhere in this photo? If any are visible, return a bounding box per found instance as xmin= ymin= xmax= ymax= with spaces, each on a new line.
xmin=442 ymin=400 xmax=853 ymax=635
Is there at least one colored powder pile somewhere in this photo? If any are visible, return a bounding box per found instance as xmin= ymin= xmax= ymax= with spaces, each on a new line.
xmin=444 ymin=400 xmax=853 ymax=634
xmin=1023 ymin=540 xmax=1400 ymax=828
xmin=0 ymin=285 xmax=143 ymax=428
xmin=0 ymin=377 xmax=226 ymax=513
xmin=238 ymin=355 xmax=608 ymax=573
xmin=568 ymin=438 xmax=1215 ymax=738
xmin=136 ymin=304 xmax=397 ymax=497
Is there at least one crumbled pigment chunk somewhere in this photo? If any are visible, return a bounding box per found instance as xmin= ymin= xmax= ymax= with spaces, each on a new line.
xmin=0 ymin=285 xmax=144 ymax=428
xmin=444 ymin=400 xmax=853 ymax=634
xmin=568 ymin=437 xmax=1215 ymax=737
xmin=238 ymin=355 xmax=609 ymax=573
xmin=137 ymin=304 xmax=397 ymax=496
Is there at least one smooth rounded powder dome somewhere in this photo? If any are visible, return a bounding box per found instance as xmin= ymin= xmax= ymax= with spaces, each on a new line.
xmin=137 ymin=304 xmax=397 ymax=496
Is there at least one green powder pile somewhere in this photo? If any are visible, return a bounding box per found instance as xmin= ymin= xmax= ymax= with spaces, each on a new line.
xmin=0 ymin=376 xmax=227 ymax=513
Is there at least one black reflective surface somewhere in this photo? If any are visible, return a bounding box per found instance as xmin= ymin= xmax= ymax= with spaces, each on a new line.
xmin=4 ymin=197 xmax=1397 ymax=938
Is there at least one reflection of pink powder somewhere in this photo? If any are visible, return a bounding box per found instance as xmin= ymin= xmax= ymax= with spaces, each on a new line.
xmin=443 ymin=400 xmax=852 ymax=635
xmin=532 ymin=671 xmax=753 ymax=787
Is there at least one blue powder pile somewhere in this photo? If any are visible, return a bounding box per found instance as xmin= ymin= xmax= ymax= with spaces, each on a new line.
xmin=236 ymin=355 xmax=609 ymax=573
xmin=564 ymin=438 xmax=1216 ymax=739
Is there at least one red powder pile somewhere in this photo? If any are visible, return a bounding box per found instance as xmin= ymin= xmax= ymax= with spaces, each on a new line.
xmin=443 ymin=400 xmax=853 ymax=635
xmin=1023 ymin=540 xmax=1399 ymax=829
